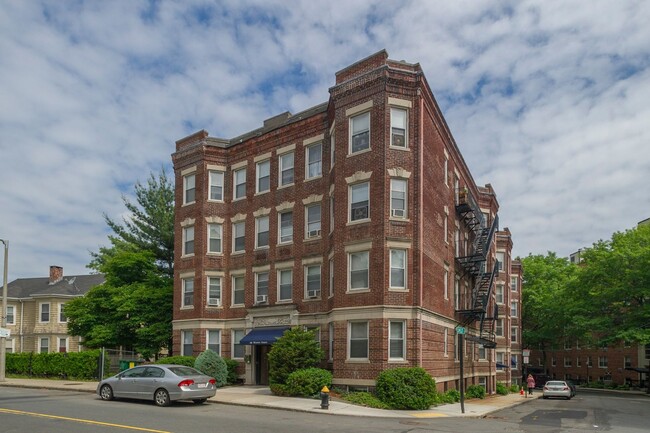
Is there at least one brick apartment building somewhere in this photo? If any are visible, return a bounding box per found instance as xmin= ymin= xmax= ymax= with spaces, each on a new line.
xmin=171 ymin=50 xmax=520 ymax=392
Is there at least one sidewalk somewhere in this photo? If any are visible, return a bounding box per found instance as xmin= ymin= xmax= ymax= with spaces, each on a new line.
xmin=0 ymin=378 xmax=535 ymax=418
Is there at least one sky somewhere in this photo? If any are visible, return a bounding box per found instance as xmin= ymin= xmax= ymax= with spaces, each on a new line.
xmin=1 ymin=0 xmax=649 ymax=280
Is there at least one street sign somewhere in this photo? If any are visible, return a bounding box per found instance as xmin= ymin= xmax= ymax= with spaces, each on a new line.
xmin=0 ymin=328 xmax=10 ymax=338
xmin=524 ymin=356 xmax=529 ymax=364
xmin=455 ymin=326 xmax=466 ymax=335
xmin=523 ymin=349 xmax=530 ymax=357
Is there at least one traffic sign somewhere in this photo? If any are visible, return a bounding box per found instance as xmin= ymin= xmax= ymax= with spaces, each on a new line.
xmin=0 ymin=328 xmax=10 ymax=338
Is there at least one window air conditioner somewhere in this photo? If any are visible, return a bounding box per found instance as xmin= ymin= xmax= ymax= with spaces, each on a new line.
xmin=391 ymin=209 xmax=405 ymax=218
xmin=308 ymin=229 xmax=321 ymax=238
xmin=256 ymin=295 xmax=268 ymax=304
xmin=307 ymin=290 xmax=320 ymax=299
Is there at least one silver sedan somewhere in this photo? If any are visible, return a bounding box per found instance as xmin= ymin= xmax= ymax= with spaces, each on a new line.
xmin=97 ymin=364 xmax=216 ymax=407
xmin=542 ymin=380 xmax=573 ymax=400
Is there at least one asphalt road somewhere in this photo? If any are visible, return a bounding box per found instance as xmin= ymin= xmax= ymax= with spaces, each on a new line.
xmin=0 ymin=387 xmax=647 ymax=433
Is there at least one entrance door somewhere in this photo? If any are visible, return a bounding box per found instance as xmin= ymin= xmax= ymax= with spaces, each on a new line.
xmin=254 ymin=345 xmax=271 ymax=385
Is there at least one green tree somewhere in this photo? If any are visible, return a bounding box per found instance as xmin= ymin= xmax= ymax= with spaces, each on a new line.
xmin=267 ymin=327 xmax=323 ymax=386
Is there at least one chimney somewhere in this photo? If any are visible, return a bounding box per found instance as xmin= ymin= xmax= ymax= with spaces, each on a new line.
xmin=49 ymin=266 xmax=63 ymax=284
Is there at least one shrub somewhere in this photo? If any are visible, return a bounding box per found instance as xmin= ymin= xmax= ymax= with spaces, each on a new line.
xmin=194 ymin=350 xmax=228 ymax=387
xmin=267 ymin=327 xmax=323 ymax=386
xmin=155 ymin=355 xmax=195 ymax=367
xmin=223 ymin=358 xmax=240 ymax=384
xmin=6 ymin=350 xmax=102 ymax=380
xmin=510 ymin=384 xmax=521 ymax=393
xmin=269 ymin=383 xmax=291 ymax=396
xmin=341 ymin=391 xmax=390 ymax=409
xmin=466 ymin=384 xmax=486 ymax=399
xmin=433 ymin=389 xmax=460 ymax=405
xmin=285 ymin=368 xmax=332 ymax=397
xmin=375 ymin=367 xmax=437 ymax=410
xmin=496 ymin=382 xmax=509 ymax=395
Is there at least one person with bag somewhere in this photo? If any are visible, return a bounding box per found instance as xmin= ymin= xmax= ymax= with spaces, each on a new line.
xmin=527 ymin=374 xmax=536 ymax=395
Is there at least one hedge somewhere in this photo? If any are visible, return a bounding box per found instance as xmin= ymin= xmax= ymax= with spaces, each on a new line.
xmin=6 ymin=350 xmax=103 ymax=380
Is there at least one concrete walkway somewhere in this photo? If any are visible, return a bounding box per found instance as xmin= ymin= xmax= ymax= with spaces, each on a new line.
xmin=0 ymin=378 xmax=537 ymax=418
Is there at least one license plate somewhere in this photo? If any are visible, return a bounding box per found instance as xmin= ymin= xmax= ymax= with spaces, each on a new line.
xmin=197 ymin=383 xmax=207 ymax=388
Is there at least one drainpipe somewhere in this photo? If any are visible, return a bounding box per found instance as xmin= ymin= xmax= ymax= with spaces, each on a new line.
xmin=418 ymin=87 xmax=424 ymax=367
xmin=20 ymin=300 xmax=24 ymax=351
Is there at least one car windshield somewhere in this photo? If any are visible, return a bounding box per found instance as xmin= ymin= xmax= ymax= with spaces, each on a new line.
xmin=546 ymin=381 xmax=566 ymax=386
xmin=168 ymin=366 xmax=203 ymax=376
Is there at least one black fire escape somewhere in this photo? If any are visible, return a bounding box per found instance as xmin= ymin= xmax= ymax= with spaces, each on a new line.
xmin=454 ymin=187 xmax=499 ymax=348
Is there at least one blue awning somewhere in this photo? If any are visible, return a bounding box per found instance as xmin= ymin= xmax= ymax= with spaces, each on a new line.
xmin=496 ymin=362 xmax=510 ymax=369
xmin=239 ymin=327 xmax=290 ymax=345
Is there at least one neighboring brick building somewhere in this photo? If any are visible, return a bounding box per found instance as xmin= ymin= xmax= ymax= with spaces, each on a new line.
xmin=171 ymin=50 xmax=520 ymax=392
xmin=3 ymin=266 xmax=105 ymax=353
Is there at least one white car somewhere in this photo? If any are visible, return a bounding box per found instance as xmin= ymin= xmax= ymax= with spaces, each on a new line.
xmin=542 ymin=380 xmax=573 ymax=400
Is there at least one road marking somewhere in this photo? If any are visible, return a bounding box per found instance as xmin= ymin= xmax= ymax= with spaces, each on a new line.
xmin=409 ymin=413 xmax=449 ymax=417
xmin=0 ymin=408 xmax=171 ymax=433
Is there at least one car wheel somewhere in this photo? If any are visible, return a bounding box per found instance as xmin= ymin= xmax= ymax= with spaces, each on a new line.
xmin=193 ymin=398 xmax=207 ymax=404
xmin=543 ymin=396 xmax=548 ymax=399
xmin=99 ymin=384 xmax=114 ymax=401
xmin=154 ymin=388 xmax=171 ymax=407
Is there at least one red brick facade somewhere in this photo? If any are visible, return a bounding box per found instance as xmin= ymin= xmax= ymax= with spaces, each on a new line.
xmin=171 ymin=50 xmax=520 ymax=392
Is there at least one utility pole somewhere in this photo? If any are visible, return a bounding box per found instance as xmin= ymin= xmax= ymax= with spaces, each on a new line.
xmin=0 ymin=239 xmax=8 ymax=382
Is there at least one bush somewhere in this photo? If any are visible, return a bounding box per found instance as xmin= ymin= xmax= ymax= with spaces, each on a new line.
xmin=223 ymin=358 xmax=240 ymax=384
xmin=6 ymin=350 xmax=102 ymax=380
xmin=496 ymin=382 xmax=509 ymax=395
xmin=269 ymin=383 xmax=291 ymax=396
xmin=341 ymin=391 xmax=390 ymax=409
xmin=510 ymin=384 xmax=521 ymax=393
xmin=285 ymin=368 xmax=332 ymax=397
xmin=194 ymin=350 xmax=228 ymax=387
xmin=155 ymin=355 xmax=195 ymax=367
xmin=375 ymin=367 xmax=437 ymax=410
xmin=434 ymin=389 xmax=460 ymax=405
xmin=465 ymin=384 xmax=486 ymax=399
xmin=267 ymin=327 xmax=323 ymax=386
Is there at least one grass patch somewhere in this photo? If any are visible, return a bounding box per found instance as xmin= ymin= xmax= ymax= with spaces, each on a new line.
xmin=339 ymin=391 xmax=391 ymax=409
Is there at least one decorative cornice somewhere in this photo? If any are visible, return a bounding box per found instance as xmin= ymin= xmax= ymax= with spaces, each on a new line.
xmin=387 ymin=167 xmax=411 ymax=179
xmin=345 ymin=171 xmax=372 ymax=184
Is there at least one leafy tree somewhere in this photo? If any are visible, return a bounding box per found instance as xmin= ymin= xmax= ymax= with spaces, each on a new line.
xmin=267 ymin=327 xmax=323 ymax=386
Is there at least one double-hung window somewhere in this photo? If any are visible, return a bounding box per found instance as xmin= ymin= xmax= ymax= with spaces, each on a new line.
xmin=183 ymin=226 xmax=194 ymax=255
xmin=6 ymin=305 xmax=14 ymax=324
xmin=278 ymin=269 xmax=293 ymax=301
xmin=306 ymin=204 xmax=321 ymax=238
xmin=306 ymin=143 xmax=322 ymax=179
xmin=256 ymin=160 xmax=270 ymax=193
xmin=511 ymin=326 xmax=517 ymax=343
xmin=183 ymin=174 xmax=195 ymax=204
xmin=232 ymin=275 xmax=245 ymax=306
xmin=495 ymin=319 xmax=504 ymax=336
xmin=511 ymin=276 xmax=518 ymax=292
xmin=207 ymin=277 xmax=221 ymax=306
xmin=208 ymin=223 xmax=222 ymax=254
xmin=233 ymin=168 xmax=246 ymax=200
xmin=40 ymin=303 xmax=50 ymax=322
xmin=207 ymin=330 xmax=221 ymax=354
xmin=349 ymin=251 xmax=369 ymax=290
xmin=279 ymin=211 xmax=293 ymax=243
xmin=232 ymin=329 xmax=245 ymax=359
xmin=182 ymin=278 xmax=194 ymax=307
xmin=279 ymin=152 xmax=294 ymax=186
xmin=350 ymin=112 xmax=370 ymax=153
xmin=256 ymin=216 xmax=269 ymax=248
xmin=510 ymin=301 xmax=518 ymax=317
xmin=390 ymin=108 xmax=407 ymax=148
xmin=208 ymin=170 xmax=224 ymax=201
xmin=390 ymin=249 xmax=406 ymax=289
xmin=255 ymin=272 xmax=269 ymax=304
xmin=350 ymin=182 xmax=369 ymax=222
xmin=390 ymin=179 xmax=407 ymax=218
xmin=58 ymin=337 xmax=68 ymax=353
xmin=496 ymin=252 xmax=505 ymax=271
xmin=389 ymin=321 xmax=405 ymax=360
xmin=496 ymin=284 xmax=504 ymax=304
xmin=233 ymin=221 xmax=245 ymax=253
xmin=349 ymin=321 xmax=369 ymax=359
xmin=59 ymin=303 xmax=66 ymax=322
xmin=40 ymin=337 xmax=49 ymax=353
xmin=182 ymin=331 xmax=193 ymax=356
xmin=305 ymin=265 xmax=321 ymax=298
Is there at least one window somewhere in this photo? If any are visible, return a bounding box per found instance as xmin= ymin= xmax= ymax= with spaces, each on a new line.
xmin=495 ymin=319 xmax=503 ymax=336
xmin=256 ymin=216 xmax=269 ymax=249
xmin=390 ymin=249 xmax=406 ymax=289
xmin=330 ymin=130 xmax=335 ymax=169
xmin=207 ymin=277 xmax=221 ymax=306
xmin=58 ymin=337 xmax=68 ymax=353
xmin=454 ymin=278 xmax=460 ymax=309
xmin=511 ymin=326 xmax=517 ymax=343
xmin=576 ymin=357 xmax=581 ymax=367
xmin=255 ymin=272 xmax=269 ymax=303
xmin=390 ymin=108 xmax=407 ymax=148
xmin=233 ymin=167 xmax=246 ymax=200
xmin=496 ymin=284 xmax=504 ymax=304
xmin=350 ymin=182 xmax=369 ymax=221
xmin=479 ymin=377 xmax=487 ymax=389
xmin=349 ymin=321 xmax=369 ymax=359
xmin=564 ymin=341 xmax=572 ymax=350
xmin=389 ymin=321 xmax=405 ymax=359
xmin=40 ymin=303 xmax=50 ymax=322
xmin=624 ymin=355 xmax=632 ymax=368
xmin=329 ymin=259 xmax=334 ymax=297
xmin=329 ymin=196 xmax=334 ymax=233
xmin=279 ymin=211 xmax=293 ymax=243
xmin=305 ymin=265 xmax=321 ymax=298
xmin=349 ymin=251 xmax=369 ymax=290
xmin=256 ymin=160 xmax=270 ymax=193
xmin=6 ymin=305 xmax=14 ymax=325
xmin=182 ymin=331 xmax=193 ymax=356
xmin=390 ymin=179 xmax=407 ymax=218
xmin=306 ymin=204 xmax=321 ymax=238
xmin=552 ymin=357 xmax=557 ymax=367
xmin=182 ymin=278 xmax=194 ymax=307
xmin=208 ymin=170 xmax=224 ymax=201
xmin=564 ymin=357 xmax=572 ymax=367
xmin=59 ymin=303 xmax=66 ymax=323
xmin=232 ymin=275 xmax=245 ymax=306
xmin=183 ymin=226 xmax=194 ymax=255
xmin=511 ymin=355 xmax=518 ymax=369
xmin=208 ymin=223 xmax=222 ymax=254
xmin=183 ymin=173 xmax=195 ymax=204
xmin=443 ymin=267 xmax=449 ymax=299
xmin=233 ymin=221 xmax=245 ymax=253
xmin=496 ymin=352 xmax=505 ymax=370
xmin=39 ymin=337 xmax=49 ymax=353
xmin=598 ymin=356 xmax=608 ymax=368
xmin=207 ymin=330 xmax=221 ymax=354
xmin=444 ymin=154 xmax=449 ymax=186
xmin=444 ymin=328 xmax=449 ymax=356
xmin=232 ymin=329 xmax=245 ymax=359
xmin=279 ymin=152 xmax=294 ymax=186
xmin=306 ymin=143 xmax=322 ymax=179
xmin=511 ymin=276 xmax=518 ymax=292
xmin=511 ymin=301 xmax=518 ymax=317
xmin=350 ymin=112 xmax=370 ymax=153
xmin=496 ymin=252 xmax=505 ymax=271
xmin=6 ymin=339 xmax=14 ymax=354
xmin=328 ymin=323 xmax=334 ymax=361
xmin=587 ymin=356 xmax=593 ymax=367
xmin=444 ymin=214 xmax=448 ymax=243
xmin=278 ymin=269 xmax=292 ymax=301
xmin=478 ymin=344 xmax=486 ymax=360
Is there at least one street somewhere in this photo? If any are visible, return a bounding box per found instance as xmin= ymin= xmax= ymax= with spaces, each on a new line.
xmin=0 ymin=387 xmax=647 ymax=433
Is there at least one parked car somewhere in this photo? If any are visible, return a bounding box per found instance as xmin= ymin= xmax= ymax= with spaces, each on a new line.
xmin=565 ymin=380 xmax=577 ymax=397
xmin=97 ymin=364 xmax=216 ymax=407
xmin=542 ymin=380 xmax=573 ymax=400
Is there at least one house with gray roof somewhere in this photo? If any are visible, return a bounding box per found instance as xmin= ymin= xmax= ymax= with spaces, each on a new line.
xmin=4 ymin=266 xmax=104 ymax=353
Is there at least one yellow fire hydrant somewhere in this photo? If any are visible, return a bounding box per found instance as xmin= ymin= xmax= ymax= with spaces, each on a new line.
xmin=320 ymin=386 xmax=330 ymax=409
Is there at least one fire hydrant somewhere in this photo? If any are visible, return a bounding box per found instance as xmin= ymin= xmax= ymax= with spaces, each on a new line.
xmin=320 ymin=386 xmax=330 ymax=409
xmin=520 ymin=386 xmax=525 ymax=397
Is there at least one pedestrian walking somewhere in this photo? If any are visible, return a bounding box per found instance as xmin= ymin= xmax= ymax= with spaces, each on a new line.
xmin=527 ymin=374 xmax=536 ymax=396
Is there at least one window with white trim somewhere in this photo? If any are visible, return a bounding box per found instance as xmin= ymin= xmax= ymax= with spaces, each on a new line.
xmin=444 ymin=154 xmax=449 ymax=186
xmin=182 ymin=331 xmax=193 ymax=356
xmin=233 ymin=167 xmax=246 ymax=200
xmin=207 ymin=277 xmax=221 ymax=306
xmin=496 ymin=252 xmax=505 ymax=271
xmin=350 ymin=112 xmax=370 ymax=153
xmin=233 ymin=221 xmax=245 ymax=253
xmin=454 ymin=277 xmax=460 ymax=310
xmin=40 ymin=303 xmax=50 ymax=323
xmin=329 ymin=258 xmax=334 ymax=297
xmin=598 ymin=356 xmax=608 ymax=368
xmin=390 ymin=249 xmax=406 ymax=289
xmin=232 ymin=329 xmax=245 ymax=359
xmin=5 ymin=338 xmax=14 ymax=353
xmin=495 ymin=319 xmax=503 ymax=336
xmin=58 ymin=337 xmax=68 ymax=353
xmin=328 ymin=323 xmax=334 ymax=361
xmin=389 ymin=321 xmax=405 ymax=359
xmin=208 ymin=170 xmax=224 ymax=201
xmin=305 ymin=204 xmax=321 ymax=238
xmin=478 ymin=344 xmax=486 ymax=360
xmin=564 ymin=357 xmax=572 ymax=367
xmin=511 ymin=301 xmax=518 ymax=317
xmin=511 ymin=326 xmax=517 ymax=343
xmin=6 ymin=305 xmax=14 ymax=325
xmin=496 ymin=284 xmax=504 ymax=304
xmin=232 ymin=275 xmax=245 ymax=306
xmin=279 ymin=152 xmax=294 ymax=186
xmin=59 ymin=303 xmax=67 ymax=323
xmin=329 ymin=196 xmax=334 ymax=233
xmin=444 ymin=214 xmax=448 ymax=243
xmin=330 ymin=131 xmax=335 ymax=169
xmin=305 ymin=265 xmax=321 ymax=298
xmin=39 ymin=337 xmax=49 ymax=353
xmin=256 ymin=216 xmax=269 ymax=249
xmin=208 ymin=223 xmax=222 ymax=254
xmin=443 ymin=267 xmax=449 ymax=299
xmin=207 ymin=330 xmax=221 ymax=354
xmin=255 ymin=272 xmax=269 ymax=303
xmin=278 ymin=211 xmax=293 ymax=243
xmin=306 ymin=143 xmax=322 ymax=179
xmin=390 ymin=108 xmax=407 ymax=148
xmin=587 ymin=356 xmax=593 ymax=367
xmin=390 ymin=178 xmax=407 ymax=218
xmin=576 ymin=357 xmax=582 ymax=367
xmin=349 ymin=321 xmax=369 ymax=359
xmin=182 ymin=278 xmax=194 ymax=307
xmin=349 ymin=251 xmax=369 ymax=290
xmin=496 ymin=352 xmax=505 ymax=370
xmin=278 ymin=269 xmax=292 ymax=301
xmin=256 ymin=160 xmax=270 ymax=193
xmin=183 ymin=173 xmax=195 ymax=205
xmin=511 ymin=276 xmax=518 ymax=292
xmin=183 ymin=226 xmax=194 ymax=255
xmin=444 ymin=328 xmax=449 ymax=356
xmin=350 ymin=182 xmax=369 ymax=222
